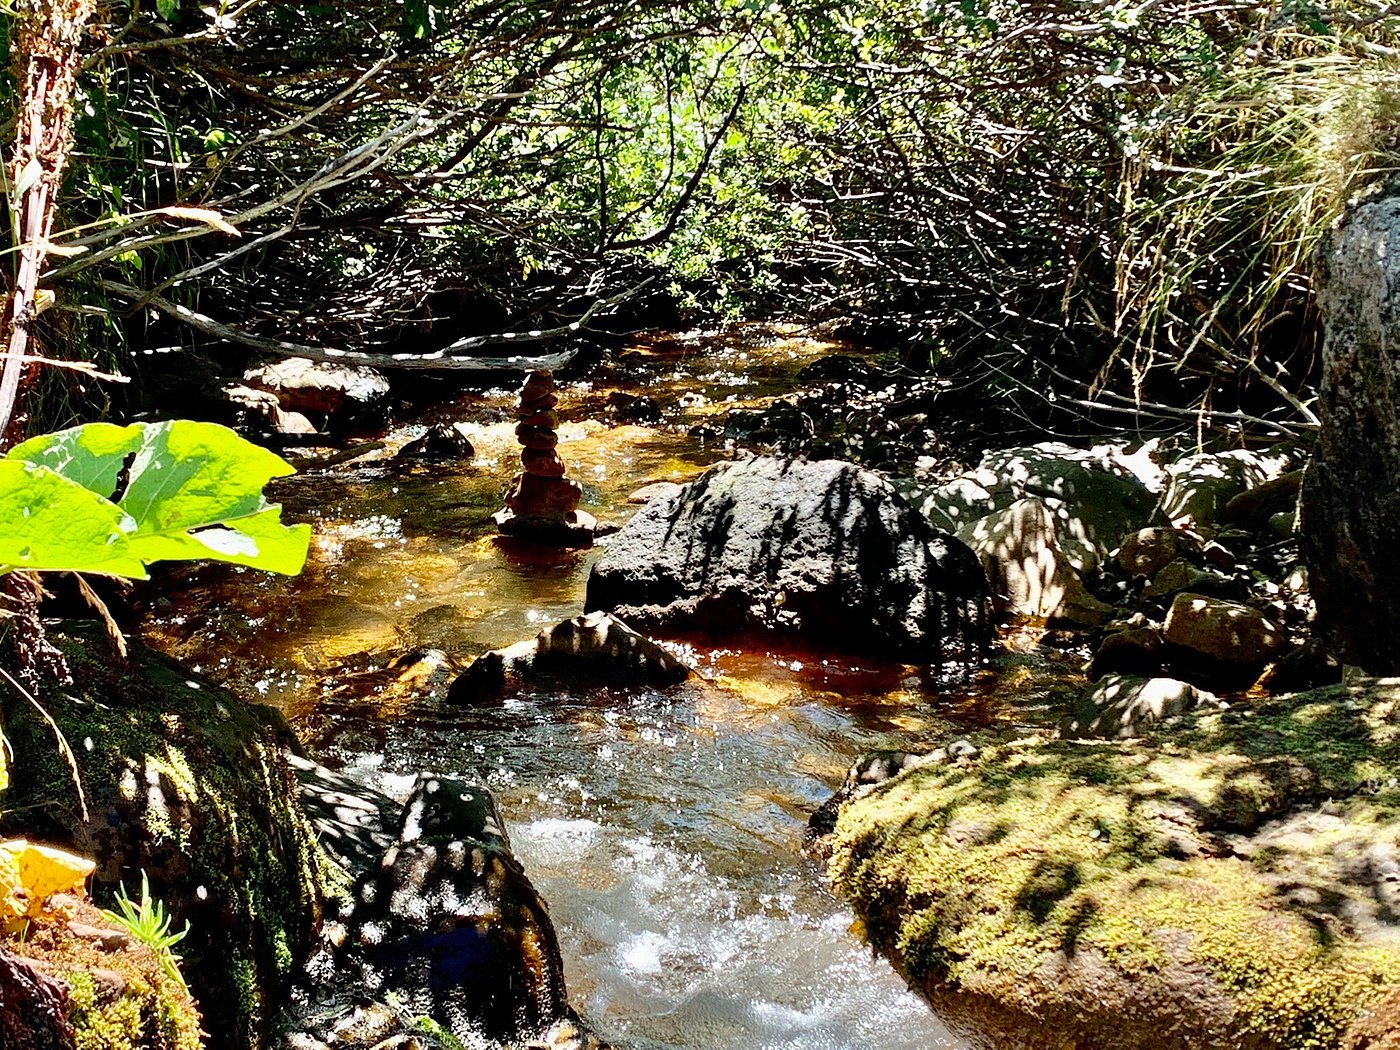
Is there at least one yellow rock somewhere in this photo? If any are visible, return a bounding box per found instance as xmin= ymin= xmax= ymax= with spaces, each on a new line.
xmin=0 ymin=838 xmax=96 ymax=933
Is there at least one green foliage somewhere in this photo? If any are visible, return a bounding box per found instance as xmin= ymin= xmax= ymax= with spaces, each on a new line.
xmin=0 ymin=420 xmax=311 ymax=579
xmin=102 ymin=870 xmax=191 ymax=992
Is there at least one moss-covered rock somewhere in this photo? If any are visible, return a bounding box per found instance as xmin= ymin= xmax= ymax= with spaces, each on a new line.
xmin=827 ymin=679 xmax=1400 ymax=1050
xmin=7 ymin=901 xmax=202 ymax=1050
xmin=0 ymin=627 xmax=329 ymax=1050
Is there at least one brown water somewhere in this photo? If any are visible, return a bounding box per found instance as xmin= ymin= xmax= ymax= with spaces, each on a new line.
xmin=141 ymin=325 xmax=1082 ymax=1049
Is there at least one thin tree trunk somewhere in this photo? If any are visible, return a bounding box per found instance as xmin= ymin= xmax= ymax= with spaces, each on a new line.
xmin=0 ymin=0 xmax=96 ymax=443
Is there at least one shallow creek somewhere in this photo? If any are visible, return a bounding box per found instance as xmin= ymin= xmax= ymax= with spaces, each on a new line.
xmin=141 ymin=326 xmax=1079 ymax=1049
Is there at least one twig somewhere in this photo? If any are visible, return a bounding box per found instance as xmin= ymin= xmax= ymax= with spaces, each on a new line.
xmin=0 ymin=353 xmax=129 ymax=383
xmin=0 ymin=663 xmax=89 ymax=823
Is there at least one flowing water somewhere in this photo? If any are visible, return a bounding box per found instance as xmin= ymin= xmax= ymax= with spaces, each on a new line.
xmin=141 ymin=325 xmax=1080 ymax=1049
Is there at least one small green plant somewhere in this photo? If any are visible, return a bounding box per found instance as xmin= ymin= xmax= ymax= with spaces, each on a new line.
xmin=102 ymin=871 xmax=191 ymax=992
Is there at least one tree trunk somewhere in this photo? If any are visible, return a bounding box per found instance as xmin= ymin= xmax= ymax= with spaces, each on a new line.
xmin=1299 ymin=188 xmax=1400 ymax=673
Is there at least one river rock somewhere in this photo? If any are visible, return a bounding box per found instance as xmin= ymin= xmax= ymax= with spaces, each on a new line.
xmin=1292 ymin=198 xmax=1400 ymax=667
xmin=605 ymin=391 xmax=662 ymax=424
xmin=0 ymin=627 xmax=326 ymax=1050
xmin=916 ymin=442 xmax=1161 ymax=573
xmin=1142 ymin=558 xmax=1238 ymax=602
xmin=584 ymin=456 xmax=993 ymax=661
xmin=446 ymin=611 xmax=696 ymax=704
xmin=1118 ymin=527 xmax=1196 ymax=578
xmin=0 ymin=948 xmax=73 ymax=1049
xmin=396 ymin=422 xmax=475 ymax=461
xmin=1090 ymin=624 xmax=1164 ymax=678
xmin=1223 ymin=471 xmax=1303 ymax=531
xmin=957 ymin=497 xmax=1112 ymax=626
xmin=324 ymin=775 xmax=570 ymax=1044
xmin=1162 ymin=592 xmax=1286 ymax=666
xmin=1061 ymin=674 xmax=1219 ymax=739
xmin=824 ymin=681 xmax=1400 ymax=1049
xmin=223 ymin=382 xmax=318 ymax=435
xmin=243 ymin=357 xmax=391 ymax=430
xmin=1161 ymin=449 xmax=1292 ymax=529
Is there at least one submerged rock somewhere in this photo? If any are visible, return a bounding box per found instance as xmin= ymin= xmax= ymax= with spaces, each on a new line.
xmin=822 ymin=680 xmax=1400 ymax=1049
xmin=585 ymin=456 xmax=992 ymax=661
xmin=446 ymin=611 xmax=696 ymax=704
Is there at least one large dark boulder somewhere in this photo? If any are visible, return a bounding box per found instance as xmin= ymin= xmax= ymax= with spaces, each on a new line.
xmin=321 ymin=775 xmax=571 ymax=1044
xmin=584 ymin=456 xmax=992 ymax=660
xmin=1301 ymin=189 xmax=1400 ymax=673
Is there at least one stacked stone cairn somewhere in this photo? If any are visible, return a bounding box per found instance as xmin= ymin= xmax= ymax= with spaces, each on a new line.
xmin=492 ymin=370 xmax=596 ymax=545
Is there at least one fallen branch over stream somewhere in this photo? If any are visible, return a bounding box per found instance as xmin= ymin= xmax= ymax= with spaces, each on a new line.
xmin=97 ymin=276 xmax=654 ymax=372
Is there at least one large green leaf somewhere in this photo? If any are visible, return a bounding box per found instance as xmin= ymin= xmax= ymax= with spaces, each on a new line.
xmin=115 ymin=421 xmax=310 ymax=574
xmin=7 ymin=422 xmax=143 ymax=498
xmin=0 ymin=461 xmax=147 ymax=577
xmin=3 ymin=420 xmax=311 ymax=577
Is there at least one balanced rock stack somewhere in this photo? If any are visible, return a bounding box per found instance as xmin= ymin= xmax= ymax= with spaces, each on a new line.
xmin=492 ymin=371 xmax=596 ymax=545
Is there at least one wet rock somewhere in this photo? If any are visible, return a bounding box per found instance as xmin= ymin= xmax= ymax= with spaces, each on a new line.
xmin=290 ymin=756 xmax=400 ymax=878
xmin=0 ymin=628 xmax=325 ymax=1050
xmin=795 ymin=354 xmax=887 ymax=388
xmin=605 ymin=391 xmax=663 ymax=424
xmin=1118 ymin=527 xmax=1196 ymax=578
xmin=223 ymin=382 xmax=318 ymax=435
xmin=1162 ymin=592 xmax=1287 ymax=666
xmin=395 ymin=423 xmax=475 ymax=461
xmin=724 ymin=400 xmax=812 ymax=446
xmin=0 ymin=948 xmax=73 ymax=1049
xmin=585 ymin=456 xmax=993 ymax=661
xmin=1062 ymin=674 xmax=1219 ymax=739
xmin=957 ymin=497 xmax=1112 ymax=626
xmin=447 ymin=611 xmax=695 ymax=705
xmin=326 ymin=775 xmax=570 ymax=1044
xmin=243 ymin=357 xmax=391 ymax=431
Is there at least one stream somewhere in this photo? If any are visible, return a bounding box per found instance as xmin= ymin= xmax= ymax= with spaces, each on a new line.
xmin=140 ymin=325 xmax=1080 ymax=1049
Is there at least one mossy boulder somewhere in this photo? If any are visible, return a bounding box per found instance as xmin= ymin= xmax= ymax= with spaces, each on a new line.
xmin=6 ymin=901 xmax=202 ymax=1050
xmin=826 ymin=680 xmax=1400 ymax=1049
xmin=0 ymin=627 xmax=328 ymax=1050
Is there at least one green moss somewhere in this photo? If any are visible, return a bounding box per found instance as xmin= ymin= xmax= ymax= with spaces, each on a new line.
xmin=0 ymin=627 xmax=330 ymax=1050
xmin=829 ymin=682 xmax=1400 ymax=1049
xmin=60 ymin=962 xmax=201 ymax=1050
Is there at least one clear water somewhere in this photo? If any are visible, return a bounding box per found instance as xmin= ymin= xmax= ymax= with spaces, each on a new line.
xmin=141 ymin=325 xmax=1075 ymax=1048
